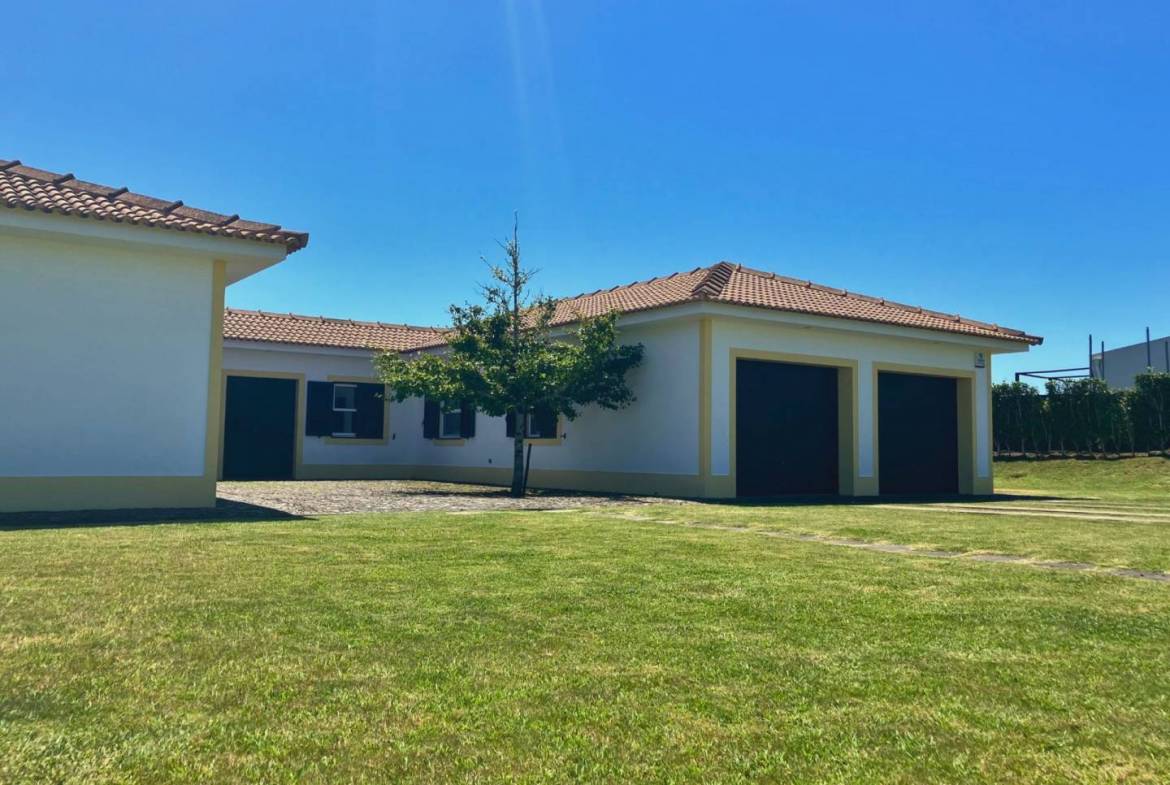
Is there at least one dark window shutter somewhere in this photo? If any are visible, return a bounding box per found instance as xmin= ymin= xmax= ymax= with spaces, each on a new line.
xmin=460 ymin=401 xmax=476 ymax=438
xmin=306 ymin=382 xmax=334 ymax=436
xmin=423 ymin=399 xmax=439 ymax=439
xmin=354 ymin=383 xmax=385 ymax=440
xmin=505 ymin=410 xmax=516 ymax=438
xmin=531 ymin=406 xmax=557 ymax=438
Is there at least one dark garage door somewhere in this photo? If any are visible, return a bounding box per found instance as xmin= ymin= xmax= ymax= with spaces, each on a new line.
xmin=736 ymin=359 xmax=839 ymax=496
xmin=878 ymin=371 xmax=957 ymax=494
xmin=222 ymin=376 xmax=297 ymax=480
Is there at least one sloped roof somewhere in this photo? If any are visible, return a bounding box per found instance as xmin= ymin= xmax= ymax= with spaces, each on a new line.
xmin=0 ymin=159 xmax=308 ymax=252
xmin=225 ymin=262 xmax=1041 ymax=351
xmin=543 ymin=262 xmax=1041 ymax=343
xmin=224 ymin=308 xmax=446 ymax=352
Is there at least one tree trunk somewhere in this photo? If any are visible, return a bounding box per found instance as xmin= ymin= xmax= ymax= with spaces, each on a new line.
xmin=511 ymin=433 xmax=526 ymax=497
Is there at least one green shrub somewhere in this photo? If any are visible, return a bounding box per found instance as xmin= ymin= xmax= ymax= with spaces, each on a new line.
xmin=993 ymin=372 xmax=1170 ymax=456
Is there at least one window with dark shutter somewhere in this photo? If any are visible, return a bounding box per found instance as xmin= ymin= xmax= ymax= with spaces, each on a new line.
xmin=307 ymin=382 xmax=386 ymax=439
xmin=423 ymin=399 xmax=440 ymax=439
xmin=353 ymin=383 xmax=385 ymax=439
xmin=306 ymin=382 xmax=334 ymax=436
xmin=460 ymin=402 xmax=476 ymax=438
xmin=505 ymin=410 xmax=516 ymax=438
xmin=528 ymin=406 xmax=557 ymax=439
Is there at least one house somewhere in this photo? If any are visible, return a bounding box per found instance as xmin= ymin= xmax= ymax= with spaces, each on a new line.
xmin=0 ymin=160 xmax=307 ymax=512
xmin=1091 ymin=332 xmax=1170 ymax=389
xmin=222 ymin=264 xmax=1041 ymax=497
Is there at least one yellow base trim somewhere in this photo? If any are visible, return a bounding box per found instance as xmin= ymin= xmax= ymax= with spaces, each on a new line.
xmin=0 ymin=476 xmax=214 ymax=513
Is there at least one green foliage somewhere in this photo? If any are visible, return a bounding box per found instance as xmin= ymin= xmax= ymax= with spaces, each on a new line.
xmin=993 ymin=372 xmax=1170 ymax=455
xmin=375 ymin=219 xmax=644 ymax=494
xmin=1131 ymin=372 xmax=1170 ymax=451
xmin=991 ymin=381 xmax=1047 ymax=453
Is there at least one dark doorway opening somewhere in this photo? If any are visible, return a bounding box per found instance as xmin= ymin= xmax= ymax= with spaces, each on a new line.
xmin=878 ymin=371 xmax=958 ymax=494
xmin=222 ymin=376 xmax=297 ymax=480
xmin=735 ymin=359 xmax=839 ymax=497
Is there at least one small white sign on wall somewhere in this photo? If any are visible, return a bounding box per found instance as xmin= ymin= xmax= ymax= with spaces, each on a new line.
xmin=974 ymin=351 xmax=986 ymax=369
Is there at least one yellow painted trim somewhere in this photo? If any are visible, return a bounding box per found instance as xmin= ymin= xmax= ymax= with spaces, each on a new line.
xmin=431 ymin=438 xmax=466 ymax=446
xmin=871 ymin=362 xmax=978 ymax=495
xmin=220 ymin=369 xmax=305 ymax=479
xmin=0 ymin=476 xmax=214 ymax=514
xmin=519 ymin=412 xmax=564 ymax=447
xmin=203 ymin=260 xmax=226 ymax=496
xmin=728 ymin=348 xmax=860 ymax=498
xmin=698 ymin=317 xmax=712 ymax=478
xmin=979 ymin=355 xmax=995 ymax=495
xmin=324 ymin=375 xmax=391 ymax=445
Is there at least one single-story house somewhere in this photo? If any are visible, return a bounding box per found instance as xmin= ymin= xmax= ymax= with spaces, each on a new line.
xmin=0 ymin=159 xmax=308 ymax=512
xmin=222 ymin=263 xmax=1042 ymax=498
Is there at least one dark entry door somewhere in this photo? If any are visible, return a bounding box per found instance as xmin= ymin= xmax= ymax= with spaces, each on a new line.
xmin=222 ymin=376 xmax=297 ymax=480
xmin=878 ymin=371 xmax=957 ymax=494
xmin=736 ymin=359 xmax=839 ymax=496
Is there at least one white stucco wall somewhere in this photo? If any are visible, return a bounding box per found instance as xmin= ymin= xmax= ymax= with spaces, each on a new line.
xmin=707 ymin=313 xmax=995 ymax=481
xmin=223 ymin=318 xmax=701 ymax=477
xmin=0 ymin=232 xmax=214 ymax=477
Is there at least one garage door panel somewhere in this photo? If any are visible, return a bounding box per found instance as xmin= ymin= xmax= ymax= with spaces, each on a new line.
xmin=878 ymin=371 xmax=958 ymax=494
xmin=736 ymin=359 xmax=839 ymax=496
xmin=222 ymin=376 xmax=297 ymax=480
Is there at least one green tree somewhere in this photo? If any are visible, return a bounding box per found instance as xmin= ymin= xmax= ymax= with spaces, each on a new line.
xmin=375 ymin=220 xmax=644 ymax=497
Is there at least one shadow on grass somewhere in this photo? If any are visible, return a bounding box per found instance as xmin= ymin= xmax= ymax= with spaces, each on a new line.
xmin=0 ymin=498 xmax=304 ymax=531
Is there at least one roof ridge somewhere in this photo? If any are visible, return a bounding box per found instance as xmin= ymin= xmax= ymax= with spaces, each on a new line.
xmin=690 ymin=260 xmax=735 ymax=300
xmin=225 ymin=307 xmax=444 ymax=333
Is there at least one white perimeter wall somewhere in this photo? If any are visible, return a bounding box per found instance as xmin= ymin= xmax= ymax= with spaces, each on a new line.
xmin=0 ymin=233 xmax=213 ymax=477
xmin=223 ymin=318 xmax=700 ymax=476
xmin=709 ymin=315 xmax=993 ymax=482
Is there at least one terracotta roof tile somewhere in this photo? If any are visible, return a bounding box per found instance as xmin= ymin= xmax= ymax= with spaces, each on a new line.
xmin=225 ymin=262 xmax=1041 ymax=351
xmin=224 ymin=308 xmax=447 ymax=352
xmin=0 ymin=158 xmax=308 ymax=252
xmin=538 ymin=261 xmax=1041 ymax=344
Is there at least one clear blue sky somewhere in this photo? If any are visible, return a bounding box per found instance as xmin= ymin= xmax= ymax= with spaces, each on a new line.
xmin=6 ymin=2 xmax=1168 ymax=382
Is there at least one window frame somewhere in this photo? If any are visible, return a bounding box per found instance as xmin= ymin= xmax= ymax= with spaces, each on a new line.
xmin=524 ymin=413 xmax=553 ymax=439
xmin=331 ymin=383 xmax=358 ymax=438
xmin=438 ymin=402 xmax=463 ymax=440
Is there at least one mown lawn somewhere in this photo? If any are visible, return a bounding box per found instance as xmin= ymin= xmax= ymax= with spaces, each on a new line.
xmin=2 ymin=464 xmax=1169 ymax=783
xmin=651 ymin=457 xmax=1170 ymax=573
xmin=995 ymin=455 xmax=1170 ymax=501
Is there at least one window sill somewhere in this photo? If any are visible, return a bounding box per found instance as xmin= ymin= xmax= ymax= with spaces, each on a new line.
xmin=524 ymin=437 xmax=562 ymax=446
xmin=432 ymin=438 xmax=467 ymax=446
xmin=324 ymin=436 xmax=387 ymax=446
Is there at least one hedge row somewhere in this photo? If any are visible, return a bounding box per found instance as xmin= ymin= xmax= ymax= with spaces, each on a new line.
xmin=993 ymin=373 xmax=1170 ymax=455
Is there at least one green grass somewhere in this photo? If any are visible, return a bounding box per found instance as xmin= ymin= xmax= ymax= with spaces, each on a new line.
xmin=2 ymin=462 xmax=1170 ymax=783
xmin=642 ymin=458 xmax=1170 ymax=573
xmin=994 ymin=455 xmax=1170 ymax=501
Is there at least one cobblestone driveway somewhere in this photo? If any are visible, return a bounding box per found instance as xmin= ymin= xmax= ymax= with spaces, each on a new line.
xmin=218 ymin=480 xmax=668 ymax=516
